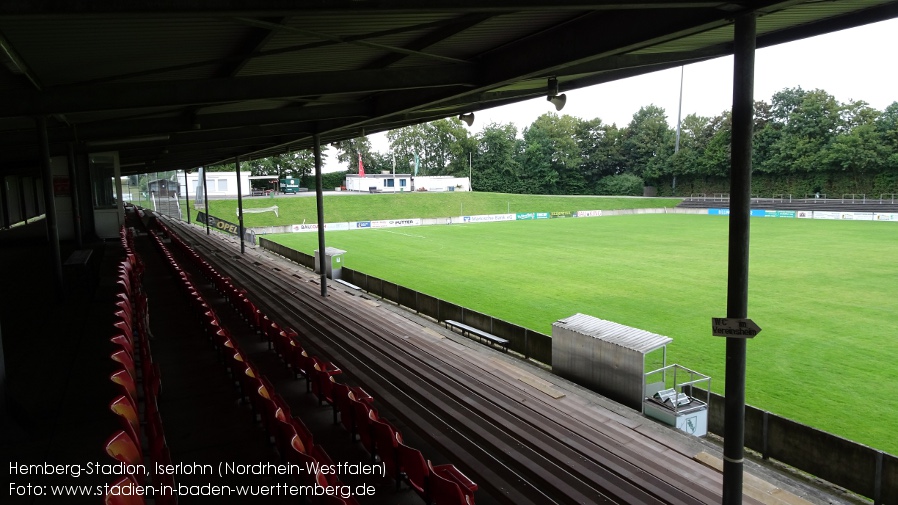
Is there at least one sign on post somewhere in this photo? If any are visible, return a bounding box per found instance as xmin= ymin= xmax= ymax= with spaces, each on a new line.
xmin=711 ymin=317 xmax=761 ymax=338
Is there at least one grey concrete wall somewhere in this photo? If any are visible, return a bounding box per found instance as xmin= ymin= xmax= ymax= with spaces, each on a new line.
xmin=698 ymin=387 xmax=894 ymax=503
xmin=398 ymin=285 xmax=417 ymax=310
xmin=462 ymin=309 xmax=492 ymax=334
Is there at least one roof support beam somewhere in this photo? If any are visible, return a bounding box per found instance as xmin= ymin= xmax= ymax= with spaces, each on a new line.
xmin=1 ymin=64 xmax=477 ymax=117
xmin=0 ymin=2 xmax=734 ymax=16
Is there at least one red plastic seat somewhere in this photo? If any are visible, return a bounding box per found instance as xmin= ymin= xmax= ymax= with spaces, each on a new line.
xmin=286 ymin=435 xmax=317 ymax=487
xmin=310 ymin=444 xmax=339 ymax=486
xmin=273 ymin=410 xmax=300 ymax=461
xmin=290 ymin=346 xmax=315 ymax=386
xmin=429 ymin=461 xmax=477 ymax=504
xmin=372 ymin=418 xmax=401 ymax=483
xmin=428 ymin=461 xmax=475 ymax=505
xmin=312 ymin=359 xmax=342 ymax=404
xmin=111 ymin=350 xmax=137 ymax=382
xmin=352 ymin=400 xmax=377 ymax=456
xmin=396 ymin=442 xmax=428 ymax=499
xmin=105 ymin=430 xmax=144 ymax=485
xmin=264 ymin=320 xmax=281 ymax=350
xmin=110 ymin=368 xmax=138 ymax=407
xmin=109 ymin=395 xmax=141 ymax=447
xmin=111 ymin=334 xmax=135 ymax=358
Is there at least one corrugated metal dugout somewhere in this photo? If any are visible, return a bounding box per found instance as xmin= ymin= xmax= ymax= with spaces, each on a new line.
xmin=552 ymin=313 xmax=672 ymax=411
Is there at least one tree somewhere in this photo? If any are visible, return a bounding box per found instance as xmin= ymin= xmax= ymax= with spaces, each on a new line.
xmin=247 ymin=151 xmax=315 ymax=180
xmin=387 ymin=119 xmax=472 ymax=176
xmin=875 ymin=102 xmax=898 ymax=173
xmin=576 ymin=118 xmax=625 ymax=187
xmin=472 ymin=122 xmax=522 ymax=193
xmin=333 ymin=137 xmax=373 ymax=174
xmin=823 ymin=102 xmax=888 ymax=186
xmin=668 ymin=113 xmax=713 ymax=180
xmin=621 ymin=105 xmax=674 ymax=185
xmin=760 ymin=88 xmax=842 ymax=174
xmin=519 ymin=113 xmax=583 ymax=194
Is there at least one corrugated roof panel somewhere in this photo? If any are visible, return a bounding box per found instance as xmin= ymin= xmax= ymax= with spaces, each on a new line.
xmin=197 ymin=99 xmax=297 ymax=115
xmin=630 ymin=0 xmax=892 ymax=55
xmin=266 ymin=12 xmax=456 ymax=49
xmin=0 ymin=17 xmax=250 ymax=86
xmin=553 ymin=313 xmax=672 ymax=354
xmin=422 ymin=11 xmax=582 ymax=61
xmin=240 ymin=45 xmax=384 ymax=75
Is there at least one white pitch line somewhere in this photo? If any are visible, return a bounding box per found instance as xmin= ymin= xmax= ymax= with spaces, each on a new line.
xmin=380 ymin=229 xmax=427 ymax=238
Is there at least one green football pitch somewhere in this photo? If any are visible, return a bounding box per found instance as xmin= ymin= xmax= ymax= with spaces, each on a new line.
xmin=269 ymin=214 xmax=898 ymax=454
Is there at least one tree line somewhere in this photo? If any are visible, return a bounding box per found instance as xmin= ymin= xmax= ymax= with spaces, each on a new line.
xmin=207 ymin=87 xmax=898 ymax=197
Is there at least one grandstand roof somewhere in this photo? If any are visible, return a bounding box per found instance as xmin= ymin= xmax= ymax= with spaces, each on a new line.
xmin=1 ymin=1 xmax=896 ymax=176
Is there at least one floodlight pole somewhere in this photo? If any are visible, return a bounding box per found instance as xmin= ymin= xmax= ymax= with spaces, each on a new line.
xmin=673 ymin=66 xmax=684 ymax=193
xmin=723 ymin=12 xmax=756 ymax=505
xmin=202 ymin=166 xmax=210 ymax=235
xmin=235 ymin=156 xmax=245 ymax=254
xmin=183 ymin=169 xmax=191 ymax=224
xmin=314 ymin=133 xmax=327 ymax=297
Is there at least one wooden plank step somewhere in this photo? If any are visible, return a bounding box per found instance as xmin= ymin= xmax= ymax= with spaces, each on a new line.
xmin=694 ymin=452 xmax=814 ymax=505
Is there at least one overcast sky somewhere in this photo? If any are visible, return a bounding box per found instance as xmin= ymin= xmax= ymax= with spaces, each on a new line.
xmin=326 ymin=16 xmax=898 ymax=171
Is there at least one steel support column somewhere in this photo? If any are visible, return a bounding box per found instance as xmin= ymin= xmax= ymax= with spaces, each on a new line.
xmin=66 ymin=143 xmax=83 ymax=248
xmin=36 ymin=116 xmax=64 ymax=301
xmin=313 ymin=134 xmax=327 ymax=297
xmin=723 ymin=12 xmax=756 ymax=505
xmin=183 ymin=170 xmax=191 ymax=224
xmin=0 ymin=176 xmax=9 ymax=229
xmin=235 ymin=156 xmax=245 ymax=254
xmin=202 ymin=166 xmax=210 ymax=235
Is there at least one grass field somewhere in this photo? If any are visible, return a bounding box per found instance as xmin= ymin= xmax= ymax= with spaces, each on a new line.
xmin=270 ymin=214 xmax=898 ymax=454
xmin=197 ymin=192 xmax=681 ymax=227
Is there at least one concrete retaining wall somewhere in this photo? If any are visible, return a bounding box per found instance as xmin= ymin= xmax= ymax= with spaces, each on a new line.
xmin=697 ymin=387 xmax=895 ymax=504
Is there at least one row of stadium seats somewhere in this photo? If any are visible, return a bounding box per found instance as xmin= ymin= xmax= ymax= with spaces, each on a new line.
xmin=104 ymin=226 xmax=174 ymax=505
xmin=152 ymin=217 xmax=477 ymax=505
xmin=149 ymin=226 xmax=358 ymax=505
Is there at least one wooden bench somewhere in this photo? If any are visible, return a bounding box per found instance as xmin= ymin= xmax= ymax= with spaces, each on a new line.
xmin=444 ymin=320 xmax=509 ymax=352
xmin=334 ymin=279 xmax=360 ymax=291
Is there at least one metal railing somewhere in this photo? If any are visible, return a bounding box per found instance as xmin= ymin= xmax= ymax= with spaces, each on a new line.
xmin=841 ymin=193 xmax=866 ymax=203
xmin=880 ymin=194 xmax=896 ymax=204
